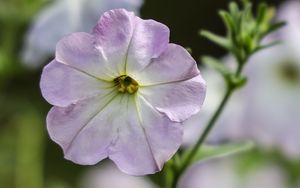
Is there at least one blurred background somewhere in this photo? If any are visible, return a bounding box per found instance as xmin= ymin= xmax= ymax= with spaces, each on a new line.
xmin=1 ymin=0 xmax=300 ymax=188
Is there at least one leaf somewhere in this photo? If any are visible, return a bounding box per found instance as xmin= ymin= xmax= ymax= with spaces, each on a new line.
xmin=182 ymin=141 xmax=255 ymax=165
xmin=256 ymin=3 xmax=268 ymax=24
xmin=200 ymin=30 xmax=231 ymax=50
xmin=242 ymin=2 xmax=253 ymax=21
xmin=201 ymin=56 xmax=231 ymax=77
xmin=264 ymin=21 xmax=286 ymax=36
xmin=229 ymin=1 xmax=240 ymax=16
xmin=252 ymin=40 xmax=281 ymax=54
xmin=219 ymin=10 xmax=235 ymax=35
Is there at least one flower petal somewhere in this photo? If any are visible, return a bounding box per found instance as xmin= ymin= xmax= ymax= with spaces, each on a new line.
xmin=93 ymin=9 xmax=170 ymax=76
xmin=126 ymin=18 xmax=170 ymax=74
xmin=92 ymin=9 xmax=136 ymax=75
xmin=133 ymin=44 xmax=200 ymax=85
xmin=138 ymin=75 xmax=206 ymax=122
xmin=108 ymin=95 xmax=183 ymax=175
xmin=47 ymin=93 xmax=182 ymax=174
xmin=47 ymin=91 xmax=119 ymax=165
xmin=40 ymin=60 xmax=115 ymax=107
xmin=56 ymin=32 xmax=116 ymax=80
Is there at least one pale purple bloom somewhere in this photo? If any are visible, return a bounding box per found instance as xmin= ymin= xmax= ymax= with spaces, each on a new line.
xmin=178 ymin=157 xmax=287 ymax=188
xmin=22 ymin=0 xmax=143 ymax=68
xmin=80 ymin=163 xmax=158 ymax=188
xmin=40 ymin=9 xmax=206 ymax=175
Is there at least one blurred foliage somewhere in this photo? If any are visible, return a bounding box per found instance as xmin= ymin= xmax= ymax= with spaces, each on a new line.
xmin=0 ymin=0 xmax=49 ymax=80
xmin=201 ymin=0 xmax=285 ymax=64
xmin=1 ymin=0 xmax=299 ymax=188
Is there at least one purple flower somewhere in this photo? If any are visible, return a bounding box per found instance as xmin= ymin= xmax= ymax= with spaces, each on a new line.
xmin=40 ymin=9 xmax=206 ymax=175
xmin=240 ymin=0 xmax=300 ymax=158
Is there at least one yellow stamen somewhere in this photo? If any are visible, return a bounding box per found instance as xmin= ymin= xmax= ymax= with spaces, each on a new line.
xmin=114 ymin=75 xmax=139 ymax=94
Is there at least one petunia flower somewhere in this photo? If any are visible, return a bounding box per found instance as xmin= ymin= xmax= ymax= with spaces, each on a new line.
xmin=178 ymin=157 xmax=288 ymax=188
xmin=79 ymin=162 xmax=158 ymax=188
xmin=40 ymin=9 xmax=206 ymax=175
xmin=22 ymin=0 xmax=143 ymax=68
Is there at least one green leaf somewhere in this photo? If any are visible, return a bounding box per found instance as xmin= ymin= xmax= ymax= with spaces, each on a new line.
xmin=182 ymin=141 xmax=255 ymax=165
xmin=242 ymin=0 xmax=250 ymax=7
xmin=264 ymin=21 xmax=286 ymax=36
xmin=229 ymin=1 xmax=239 ymax=16
xmin=201 ymin=56 xmax=231 ymax=77
xmin=252 ymin=40 xmax=281 ymax=54
xmin=243 ymin=2 xmax=253 ymax=20
xmin=219 ymin=10 xmax=235 ymax=35
xmin=200 ymin=30 xmax=231 ymax=50
xmin=256 ymin=3 xmax=268 ymax=24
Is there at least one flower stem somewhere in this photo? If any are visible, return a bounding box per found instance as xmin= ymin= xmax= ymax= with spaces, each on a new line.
xmin=170 ymin=86 xmax=234 ymax=188
xmin=184 ymin=87 xmax=232 ymax=166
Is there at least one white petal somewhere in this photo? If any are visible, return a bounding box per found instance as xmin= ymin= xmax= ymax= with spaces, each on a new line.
xmin=138 ymin=75 xmax=206 ymax=122
xmin=40 ymin=60 xmax=115 ymax=107
xmin=47 ymin=91 xmax=119 ymax=165
xmin=55 ymin=32 xmax=117 ymax=80
xmin=108 ymin=94 xmax=183 ymax=175
xmin=132 ymin=44 xmax=199 ymax=86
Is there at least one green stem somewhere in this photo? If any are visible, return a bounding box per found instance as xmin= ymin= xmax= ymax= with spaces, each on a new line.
xmin=185 ymin=87 xmax=232 ymax=166
xmin=171 ymin=86 xmax=234 ymax=188
xmin=236 ymin=56 xmax=248 ymax=76
xmin=164 ymin=163 xmax=175 ymax=188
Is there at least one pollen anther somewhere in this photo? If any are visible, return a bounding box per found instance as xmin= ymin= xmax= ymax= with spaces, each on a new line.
xmin=114 ymin=75 xmax=139 ymax=94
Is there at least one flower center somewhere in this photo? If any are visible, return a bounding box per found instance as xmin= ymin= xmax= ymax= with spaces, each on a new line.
xmin=114 ymin=75 xmax=139 ymax=94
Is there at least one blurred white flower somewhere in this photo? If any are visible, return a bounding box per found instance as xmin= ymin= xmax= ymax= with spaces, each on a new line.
xmin=239 ymin=0 xmax=300 ymax=158
xmin=178 ymin=157 xmax=287 ymax=188
xmin=21 ymin=0 xmax=143 ymax=68
xmin=79 ymin=163 xmax=158 ymax=188
xmin=183 ymin=0 xmax=300 ymax=159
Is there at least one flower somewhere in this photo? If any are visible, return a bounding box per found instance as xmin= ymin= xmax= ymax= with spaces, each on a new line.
xmin=239 ymin=0 xmax=300 ymax=158
xmin=40 ymin=9 xmax=206 ymax=175
xmin=80 ymin=162 xmax=158 ymax=188
xmin=178 ymin=156 xmax=288 ymax=188
xmin=22 ymin=0 xmax=143 ymax=68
